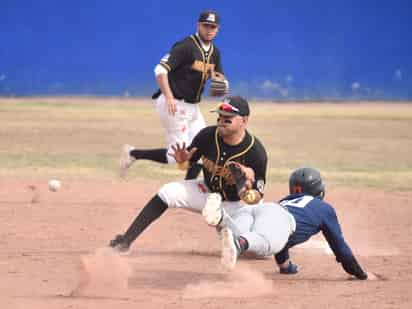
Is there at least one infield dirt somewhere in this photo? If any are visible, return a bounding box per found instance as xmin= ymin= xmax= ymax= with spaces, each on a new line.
xmin=1 ymin=98 xmax=411 ymax=308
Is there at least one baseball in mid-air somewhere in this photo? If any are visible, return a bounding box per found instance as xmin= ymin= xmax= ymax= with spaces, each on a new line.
xmin=48 ymin=179 xmax=61 ymax=192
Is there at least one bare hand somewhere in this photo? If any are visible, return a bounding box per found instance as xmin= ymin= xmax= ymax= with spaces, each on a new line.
xmin=168 ymin=142 xmax=197 ymax=163
xmin=366 ymin=272 xmax=380 ymax=281
xmin=166 ymin=96 xmax=177 ymax=116
xmin=347 ymin=272 xmax=380 ymax=281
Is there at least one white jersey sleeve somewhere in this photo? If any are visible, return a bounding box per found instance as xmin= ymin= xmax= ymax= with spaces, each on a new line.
xmin=154 ymin=63 xmax=168 ymax=76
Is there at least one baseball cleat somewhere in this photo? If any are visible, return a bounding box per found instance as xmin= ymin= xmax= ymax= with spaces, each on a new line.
xmin=202 ymin=193 xmax=223 ymax=226
xmin=220 ymin=227 xmax=239 ymax=271
xmin=119 ymin=144 xmax=136 ymax=178
xmin=109 ymin=234 xmax=131 ymax=255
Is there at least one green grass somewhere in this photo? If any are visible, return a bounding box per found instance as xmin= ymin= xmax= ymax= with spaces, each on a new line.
xmin=1 ymin=98 xmax=412 ymax=190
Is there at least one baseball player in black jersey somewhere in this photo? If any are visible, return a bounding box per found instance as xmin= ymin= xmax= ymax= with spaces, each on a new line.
xmin=119 ymin=10 xmax=228 ymax=180
xmin=109 ymin=96 xmax=267 ymax=253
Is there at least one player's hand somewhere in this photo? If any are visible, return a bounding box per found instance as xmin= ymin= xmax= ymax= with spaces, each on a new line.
xmin=366 ymin=272 xmax=378 ymax=281
xmin=166 ymin=96 xmax=177 ymax=116
xmin=169 ymin=142 xmax=197 ymax=163
xmin=279 ymin=261 xmax=299 ymax=275
xmin=347 ymin=272 xmax=379 ymax=281
xmin=347 ymin=271 xmax=382 ymax=281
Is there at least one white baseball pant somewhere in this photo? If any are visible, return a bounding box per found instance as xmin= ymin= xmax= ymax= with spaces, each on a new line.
xmin=155 ymin=94 xmax=206 ymax=163
xmin=221 ymin=203 xmax=296 ymax=257
xmin=157 ymin=179 xmax=252 ymax=234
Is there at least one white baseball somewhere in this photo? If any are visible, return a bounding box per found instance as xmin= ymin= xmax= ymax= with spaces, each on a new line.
xmin=48 ymin=179 xmax=61 ymax=192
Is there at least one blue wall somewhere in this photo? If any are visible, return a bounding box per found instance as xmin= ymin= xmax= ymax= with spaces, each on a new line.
xmin=1 ymin=0 xmax=412 ymax=100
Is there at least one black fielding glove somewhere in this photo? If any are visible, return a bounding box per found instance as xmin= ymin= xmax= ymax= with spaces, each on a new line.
xmin=228 ymin=163 xmax=247 ymax=194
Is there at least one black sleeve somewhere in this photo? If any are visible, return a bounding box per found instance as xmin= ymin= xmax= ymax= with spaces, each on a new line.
xmin=274 ymin=246 xmax=290 ymax=265
xmin=246 ymin=138 xmax=267 ymax=196
xmin=340 ymin=256 xmax=368 ymax=280
xmin=160 ymin=40 xmax=191 ymax=72
xmin=187 ymin=126 xmax=214 ymax=164
xmin=321 ymin=205 xmax=367 ymax=279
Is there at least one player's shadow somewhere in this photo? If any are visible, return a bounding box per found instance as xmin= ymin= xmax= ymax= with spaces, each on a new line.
xmin=128 ymin=269 xmax=228 ymax=290
xmin=13 ymin=294 xmax=133 ymax=301
xmin=130 ymin=249 xmax=271 ymax=259
xmin=265 ymin=272 xmax=388 ymax=282
xmin=130 ymin=249 xmax=219 ymax=258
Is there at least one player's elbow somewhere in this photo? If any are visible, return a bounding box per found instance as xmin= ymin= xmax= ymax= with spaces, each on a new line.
xmin=154 ymin=64 xmax=168 ymax=77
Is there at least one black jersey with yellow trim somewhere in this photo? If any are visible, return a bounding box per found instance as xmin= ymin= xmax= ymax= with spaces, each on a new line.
xmin=155 ymin=34 xmax=223 ymax=103
xmin=188 ymin=126 xmax=267 ymax=201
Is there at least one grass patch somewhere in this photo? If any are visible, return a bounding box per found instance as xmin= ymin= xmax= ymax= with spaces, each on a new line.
xmin=1 ymin=98 xmax=412 ymax=191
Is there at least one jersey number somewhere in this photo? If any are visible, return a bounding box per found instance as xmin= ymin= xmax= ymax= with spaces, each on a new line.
xmin=280 ymin=196 xmax=314 ymax=208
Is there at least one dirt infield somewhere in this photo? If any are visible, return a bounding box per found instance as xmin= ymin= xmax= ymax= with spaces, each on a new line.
xmin=1 ymin=98 xmax=411 ymax=308
xmin=1 ymin=178 xmax=411 ymax=309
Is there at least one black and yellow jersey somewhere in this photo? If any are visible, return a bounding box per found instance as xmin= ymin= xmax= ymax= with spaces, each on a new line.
xmin=154 ymin=34 xmax=223 ymax=103
xmin=188 ymin=126 xmax=267 ymax=201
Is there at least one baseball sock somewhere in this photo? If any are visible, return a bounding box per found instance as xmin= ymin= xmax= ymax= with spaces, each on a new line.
xmin=185 ymin=163 xmax=203 ymax=180
xmin=123 ymin=194 xmax=168 ymax=245
xmin=238 ymin=236 xmax=249 ymax=253
xmin=130 ymin=148 xmax=168 ymax=163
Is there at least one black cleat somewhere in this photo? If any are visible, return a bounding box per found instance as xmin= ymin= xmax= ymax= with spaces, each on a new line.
xmin=109 ymin=234 xmax=130 ymax=254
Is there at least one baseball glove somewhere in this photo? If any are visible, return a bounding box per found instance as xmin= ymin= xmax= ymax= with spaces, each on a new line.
xmin=228 ymin=162 xmax=247 ymax=194
xmin=228 ymin=162 xmax=261 ymax=204
xmin=209 ymin=72 xmax=229 ymax=97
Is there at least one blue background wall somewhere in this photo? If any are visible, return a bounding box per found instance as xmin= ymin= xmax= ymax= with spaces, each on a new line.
xmin=1 ymin=0 xmax=411 ymax=100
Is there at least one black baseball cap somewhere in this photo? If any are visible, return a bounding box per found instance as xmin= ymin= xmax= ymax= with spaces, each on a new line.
xmin=211 ymin=96 xmax=250 ymax=117
xmin=198 ymin=10 xmax=220 ymax=26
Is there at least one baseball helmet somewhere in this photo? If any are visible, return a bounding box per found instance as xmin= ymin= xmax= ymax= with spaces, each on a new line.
xmin=289 ymin=167 xmax=325 ymax=199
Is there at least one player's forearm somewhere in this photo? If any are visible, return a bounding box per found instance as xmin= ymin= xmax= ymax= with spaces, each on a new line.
xmin=327 ymin=240 xmax=367 ymax=279
xmin=278 ymin=259 xmax=290 ymax=269
xmin=274 ymin=248 xmax=290 ymax=265
xmin=340 ymin=255 xmax=368 ymax=280
xmin=156 ymin=74 xmax=174 ymax=100
xmin=323 ymin=231 xmax=367 ymax=279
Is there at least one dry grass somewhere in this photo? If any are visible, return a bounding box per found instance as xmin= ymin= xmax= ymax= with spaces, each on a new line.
xmin=1 ymin=97 xmax=412 ymax=190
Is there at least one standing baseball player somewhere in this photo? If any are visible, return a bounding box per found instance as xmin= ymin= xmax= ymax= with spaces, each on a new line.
xmin=109 ymin=96 xmax=267 ymax=253
xmin=120 ymin=10 xmax=229 ymax=180
xmin=203 ymin=167 xmax=371 ymax=280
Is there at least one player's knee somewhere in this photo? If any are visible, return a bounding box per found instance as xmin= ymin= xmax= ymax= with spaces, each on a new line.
xmin=157 ymin=182 xmax=185 ymax=208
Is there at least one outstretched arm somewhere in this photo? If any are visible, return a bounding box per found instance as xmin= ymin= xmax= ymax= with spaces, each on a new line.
xmin=321 ymin=205 xmax=368 ymax=280
xmin=168 ymin=142 xmax=197 ymax=170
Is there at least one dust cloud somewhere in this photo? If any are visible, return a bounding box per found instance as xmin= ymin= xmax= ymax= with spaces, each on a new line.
xmin=71 ymin=247 xmax=132 ymax=297
xmin=183 ymin=264 xmax=274 ymax=299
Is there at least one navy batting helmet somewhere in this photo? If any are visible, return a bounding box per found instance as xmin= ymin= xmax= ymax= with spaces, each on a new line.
xmin=289 ymin=167 xmax=325 ymax=199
